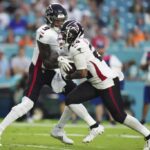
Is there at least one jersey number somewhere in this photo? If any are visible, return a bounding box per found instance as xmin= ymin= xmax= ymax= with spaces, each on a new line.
xmin=39 ymin=26 xmax=50 ymax=39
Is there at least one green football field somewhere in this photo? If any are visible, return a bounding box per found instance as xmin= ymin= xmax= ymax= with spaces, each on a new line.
xmin=0 ymin=120 xmax=149 ymax=150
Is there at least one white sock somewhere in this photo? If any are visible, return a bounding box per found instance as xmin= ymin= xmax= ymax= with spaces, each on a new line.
xmin=124 ymin=114 xmax=150 ymax=137
xmin=69 ymin=104 xmax=96 ymax=126
xmin=0 ymin=96 xmax=34 ymax=135
xmin=56 ymin=106 xmax=72 ymax=128
xmin=0 ymin=109 xmax=19 ymax=134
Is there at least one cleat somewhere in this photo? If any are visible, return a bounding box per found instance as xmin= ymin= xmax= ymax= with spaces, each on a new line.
xmin=143 ymin=139 xmax=150 ymax=150
xmin=83 ymin=125 xmax=104 ymax=143
xmin=51 ymin=126 xmax=74 ymax=144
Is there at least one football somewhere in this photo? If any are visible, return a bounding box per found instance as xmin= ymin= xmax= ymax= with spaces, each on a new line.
xmin=65 ymin=63 xmax=76 ymax=74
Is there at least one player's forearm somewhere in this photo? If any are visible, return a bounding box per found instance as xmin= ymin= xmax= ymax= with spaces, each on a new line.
xmin=66 ymin=69 xmax=87 ymax=79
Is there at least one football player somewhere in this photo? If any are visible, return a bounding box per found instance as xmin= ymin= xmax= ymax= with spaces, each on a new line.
xmin=60 ymin=20 xmax=150 ymax=149
xmin=0 ymin=4 xmax=104 ymax=146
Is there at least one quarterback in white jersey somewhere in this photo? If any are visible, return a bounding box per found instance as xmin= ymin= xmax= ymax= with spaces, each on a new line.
xmin=61 ymin=20 xmax=150 ymax=149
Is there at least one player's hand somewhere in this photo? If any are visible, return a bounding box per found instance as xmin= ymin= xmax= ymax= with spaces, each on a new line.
xmin=57 ymin=56 xmax=73 ymax=72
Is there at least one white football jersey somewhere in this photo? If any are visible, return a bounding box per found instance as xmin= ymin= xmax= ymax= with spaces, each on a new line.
xmin=32 ymin=24 xmax=62 ymax=68
xmin=30 ymin=24 xmax=74 ymax=93
xmin=68 ymin=38 xmax=119 ymax=89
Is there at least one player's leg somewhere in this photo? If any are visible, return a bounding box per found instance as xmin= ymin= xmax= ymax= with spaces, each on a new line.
xmin=51 ymin=81 xmax=87 ymax=144
xmin=56 ymin=80 xmax=78 ymax=128
xmin=60 ymin=83 xmax=78 ymax=124
xmin=48 ymin=71 xmax=77 ymax=144
xmin=100 ymin=78 xmax=150 ymax=150
xmin=0 ymin=62 xmax=44 ymax=145
xmin=51 ymin=94 xmax=74 ymax=144
xmin=65 ymin=81 xmax=104 ymax=143
xmin=0 ymin=96 xmax=34 ymax=133
xmin=57 ymin=81 xmax=96 ymax=127
xmin=65 ymin=81 xmax=99 ymax=127
xmin=50 ymin=79 xmax=76 ymax=144
xmin=141 ymin=86 xmax=150 ymax=124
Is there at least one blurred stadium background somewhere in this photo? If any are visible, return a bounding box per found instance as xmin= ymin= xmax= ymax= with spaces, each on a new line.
xmin=0 ymin=0 xmax=150 ymax=125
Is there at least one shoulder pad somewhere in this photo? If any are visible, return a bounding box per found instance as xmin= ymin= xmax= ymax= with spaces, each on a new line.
xmin=36 ymin=25 xmax=58 ymax=45
xmin=70 ymin=38 xmax=89 ymax=56
xmin=71 ymin=38 xmax=89 ymax=52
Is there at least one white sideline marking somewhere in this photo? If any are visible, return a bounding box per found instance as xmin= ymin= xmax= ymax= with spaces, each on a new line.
xmin=12 ymin=122 xmax=128 ymax=129
xmin=107 ymin=134 xmax=142 ymax=139
xmin=12 ymin=123 xmax=87 ymax=128
xmin=10 ymin=144 xmax=105 ymax=150
xmin=67 ymin=133 xmax=84 ymax=137
xmin=16 ymin=133 xmax=85 ymax=137
xmin=15 ymin=132 xmax=142 ymax=139
xmin=10 ymin=144 xmax=71 ymax=150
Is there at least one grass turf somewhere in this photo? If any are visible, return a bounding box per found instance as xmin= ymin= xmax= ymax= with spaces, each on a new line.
xmin=0 ymin=120 xmax=149 ymax=150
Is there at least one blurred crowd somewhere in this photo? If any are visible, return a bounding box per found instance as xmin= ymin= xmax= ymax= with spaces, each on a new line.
xmin=0 ymin=0 xmax=150 ymax=122
xmin=0 ymin=0 xmax=150 ymax=46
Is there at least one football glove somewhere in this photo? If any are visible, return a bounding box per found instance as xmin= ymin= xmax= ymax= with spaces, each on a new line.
xmin=57 ymin=56 xmax=73 ymax=72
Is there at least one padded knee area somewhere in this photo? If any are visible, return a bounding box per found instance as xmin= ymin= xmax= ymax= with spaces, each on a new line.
xmin=12 ymin=96 xmax=34 ymax=117
xmin=112 ymin=113 xmax=127 ymax=123
xmin=65 ymin=97 xmax=71 ymax=106
xmin=65 ymin=95 xmax=76 ymax=106
xmin=63 ymin=81 xmax=76 ymax=95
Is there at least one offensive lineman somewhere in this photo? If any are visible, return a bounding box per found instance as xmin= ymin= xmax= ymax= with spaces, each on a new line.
xmin=60 ymin=20 xmax=150 ymax=149
xmin=0 ymin=4 xmax=104 ymax=146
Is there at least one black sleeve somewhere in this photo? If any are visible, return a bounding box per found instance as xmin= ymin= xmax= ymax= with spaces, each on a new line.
xmin=37 ymin=40 xmax=59 ymax=69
